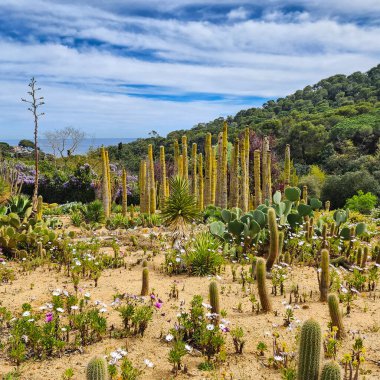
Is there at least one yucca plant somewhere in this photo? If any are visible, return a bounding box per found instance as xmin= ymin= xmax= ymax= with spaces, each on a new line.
xmin=162 ymin=176 xmax=200 ymax=239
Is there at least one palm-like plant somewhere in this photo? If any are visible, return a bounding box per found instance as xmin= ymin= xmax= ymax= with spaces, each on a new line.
xmin=162 ymin=176 xmax=200 ymax=238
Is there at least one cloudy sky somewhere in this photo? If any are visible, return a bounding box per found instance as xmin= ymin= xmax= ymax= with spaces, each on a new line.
xmin=0 ymin=0 xmax=379 ymax=139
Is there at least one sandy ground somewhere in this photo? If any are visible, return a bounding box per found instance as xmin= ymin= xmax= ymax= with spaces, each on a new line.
xmin=0 ymin=225 xmax=379 ymax=380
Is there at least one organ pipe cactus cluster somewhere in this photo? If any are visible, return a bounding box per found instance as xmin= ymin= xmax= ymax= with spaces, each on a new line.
xmin=86 ymin=357 xmax=109 ymax=380
xmin=297 ymin=319 xmax=322 ymax=380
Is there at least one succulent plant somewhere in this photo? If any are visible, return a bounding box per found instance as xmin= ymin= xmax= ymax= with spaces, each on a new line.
xmin=141 ymin=268 xmax=149 ymax=296
xmin=321 ymin=361 xmax=342 ymax=380
xmin=319 ymin=249 xmax=329 ymax=302
xmin=256 ymin=258 xmax=272 ymax=312
xmin=86 ymin=356 xmax=109 ymax=380
xmin=266 ymin=208 xmax=278 ymax=271
xmin=327 ymin=294 xmax=345 ymax=339
xmin=209 ymin=281 xmax=220 ymax=318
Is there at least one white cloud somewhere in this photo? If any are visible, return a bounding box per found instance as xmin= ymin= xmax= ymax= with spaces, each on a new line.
xmin=227 ymin=7 xmax=248 ymax=21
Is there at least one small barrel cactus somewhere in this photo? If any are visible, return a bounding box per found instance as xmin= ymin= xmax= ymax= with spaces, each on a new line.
xmin=266 ymin=208 xmax=279 ymax=271
xmin=297 ymin=319 xmax=322 ymax=380
xmin=141 ymin=268 xmax=149 ymax=296
xmin=321 ymin=361 xmax=342 ymax=380
xmin=209 ymin=281 xmax=220 ymax=319
xmin=256 ymin=258 xmax=272 ymax=312
xmin=327 ymin=294 xmax=345 ymax=339
xmin=319 ymin=249 xmax=329 ymax=302
xmin=86 ymin=356 xmax=108 ymax=380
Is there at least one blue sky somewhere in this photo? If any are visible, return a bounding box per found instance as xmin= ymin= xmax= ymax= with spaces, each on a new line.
xmin=0 ymin=0 xmax=379 ymax=139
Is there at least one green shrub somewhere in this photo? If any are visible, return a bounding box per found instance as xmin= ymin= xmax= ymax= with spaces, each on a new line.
xmin=83 ymin=200 xmax=105 ymax=223
xmin=345 ymin=190 xmax=377 ymax=214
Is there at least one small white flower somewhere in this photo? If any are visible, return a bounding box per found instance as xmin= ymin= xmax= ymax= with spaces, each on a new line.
xmin=71 ymin=305 xmax=79 ymax=310
xmin=28 ymin=318 xmax=35 ymax=322
xmin=99 ymin=307 xmax=107 ymax=313
xmin=22 ymin=311 xmax=31 ymax=317
xmin=185 ymin=344 xmax=193 ymax=352
xmin=56 ymin=307 xmax=64 ymax=313
xmin=165 ymin=334 xmax=174 ymax=342
xmin=61 ymin=327 xmax=67 ymax=332
xmin=84 ymin=292 xmax=91 ymax=298
xmin=274 ymin=355 xmax=284 ymax=361
xmin=144 ymin=359 xmax=154 ymax=368
xmin=206 ymin=324 xmax=215 ymax=331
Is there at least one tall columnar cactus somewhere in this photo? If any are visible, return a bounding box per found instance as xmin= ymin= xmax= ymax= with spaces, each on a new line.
xmin=319 ymin=249 xmax=329 ymax=302
xmin=178 ymin=154 xmax=184 ymax=178
xmin=215 ymin=132 xmax=223 ymax=206
xmin=159 ymin=146 xmax=167 ymax=210
xmin=147 ymin=144 xmax=156 ymax=214
xmin=198 ymin=153 xmax=204 ymax=211
xmin=254 ymin=150 xmax=262 ymax=207
xmin=101 ymin=147 xmax=110 ymax=218
xmin=321 ymin=361 xmax=342 ymax=380
xmin=262 ymin=137 xmax=269 ymax=201
xmin=297 ymin=319 xmax=322 ymax=380
xmin=37 ymin=241 xmax=45 ymax=257
xmin=36 ymin=195 xmax=43 ymax=221
xmin=302 ymin=185 xmax=308 ymax=204
xmin=139 ymin=160 xmax=148 ymax=214
xmin=105 ymin=150 xmax=111 ymax=212
xmin=240 ymin=136 xmax=248 ymax=211
xmin=209 ymin=281 xmax=220 ymax=318
xmin=356 ymin=248 xmax=362 ymax=266
xmin=173 ymin=139 xmax=179 ymax=176
xmin=122 ymin=169 xmax=127 ymax=217
xmin=86 ymin=356 xmax=109 ymax=380
xmin=325 ymin=200 xmax=330 ymax=212
xmin=278 ymin=230 xmax=284 ymax=261
xmin=191 ymin=143 xmax=198 ymax=199
xmin=221 ymin=122 xmax=228 ymax=209
xmin=204 ymin=132 xmax=212 ymax=207
xmin=256 ymin=258 xmax=272 ymax=312
xmin=230 ymin=138 xmax=240 ymax=209
xmin=322 ymin=224 xmax=328 ymax=248
xmin=361 ymin=246 xmax=368 ymax=268
xmin=327 ymin=294 xmax=346 ymax=339
xmin=244 ymin=127 xmax=250 ymax=198
xmin=284 ymin=144 xmax=291 ymax=188
xmin=266 ymin=208 xmax=279 ymax=271
xmin=266 ymin=150 xmax=272 ymax=204
xmin=182 ymin=135 xmax=188 ymax=181
xmin=141 ymin=267 xmax=149 ymax=296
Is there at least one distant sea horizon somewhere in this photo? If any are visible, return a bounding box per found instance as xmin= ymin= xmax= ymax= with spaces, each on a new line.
xmin=2 ymin=137 xmax=137 ymax=155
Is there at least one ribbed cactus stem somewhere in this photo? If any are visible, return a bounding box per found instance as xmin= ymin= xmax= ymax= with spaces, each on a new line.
xmin=37 ymin=241 xmax=44 ymax=257
xmin=204 ymin=132 xmax=212 ymax=207
xmin=356 ymin=248 xmax=362 ymax=266
xmin=361 ymin=246 xmax=368 ymax=268
xmin=262 ymin=137 xmax=269 ymax=201
xmin=321 ymin=361 xmax=342 ymax=380
xmin=319 ymin=249 xmax=329 ymax=302
xmin=86 ymin=356 xmax=109 ymax=380
xmin=101 ymin=147 xmax=110 ymax=218
xmin=244 ymin=127 xmax=250 ymax=199
xmin=141 ymin=268 xmax=149 ymax=296
xmin=178 ymin=154 xmax=184 ymax=178
xmin=256 ymin=258 xmax=272 ymax=312
xmin=147 ymin=144 xmax=156 ymax=214
xmin=122 ymin=169 xmax=127 ymax=217
xmin=182 ymin=135 xmax=188 ymax=181
xmin=215 ymin=132 xmax=223 ymax=207
xmin=211 ymin=146 xmax=217 ymax=205
xmin=36 ymin=195 xmax=43 ymax=221
xmin=105 ymin=150 xmax=111 ymax=212
xmin=230 ymin=138 xmax=240 ymax=209
xmin=284 ymin=144 xmax=291 ymax=188
xmin=139 ymin=160 xmax=147 ymax=213
xmin=302 ymin=185 xmax=308 ymax=204
xmin=173 ymin=139 xmax=179 ymax=176
xmin=159 ymin=146 xmax=167 ymax=210
xmin=297 ymin=319 xmax=322 ymax=380
xmin=278 ymin=231 xmax=284 ymax=261
xmin=209 ymin=281 xmax=220 ymax=319
xmin=191 ymin=143 xmax=198 ymax=199
xmin=198 ymin=153 xmax=204 ymax=211
xmin=220 ymin=122 xmax=228 ymax=209
xmin=327 ymin=294 xmax=346 ymax=339
xmin=266 ymin=149 xmax=272 ymax=204
xmin=266 ymin=208 xmax=279 ymax=271
xmin=254 ymin=150 xmax=262 ymax=207
xmin=240 ymin=136 xmax=248 ymax=211
xmin=325 ymin=200 xmax=330 ymax=212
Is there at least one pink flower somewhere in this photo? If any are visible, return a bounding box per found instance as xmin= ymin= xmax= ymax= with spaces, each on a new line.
xmin=45 ymin=312 xmax=53 ymax=323
xmin=154 ymin=302 xmax=163 ymax=309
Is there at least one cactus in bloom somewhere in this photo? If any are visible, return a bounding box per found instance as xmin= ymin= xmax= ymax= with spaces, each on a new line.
xmin=101 ymin=147 xmax=110 ymax=218
xmin=204 ymin=132 xmax=212 ymax=207
xmin=328 ymin=294 xmax=346 ymax=339
xmin=266 ymin=208 xmax=279 ymax=271
xmin=256 ymin=258 xmax=272 ymax=312
xmin=36 ymin=195 xmax=43 ymax=221
xmin=141 ymin=268 xmax=149 ymax=296
xmin=198 ymin=153 xmax=204 ymax=211
xmin=147 ymin=144 xmax=156 ymax=214
xmin=361 ymin=246 xmax=368 ymax=268
xmin=209 ymin=281 xmax=220 ymax=318
xmin=319 ymin=249 xmax=329 ymax=302
xmin=191 ymin=143 xmax=198 ymax=199
xmin=321 ymin=361 xmax=342 ymax=380
xmin=284 ymin=144 xmax=291 ymax=188
xmin=159 ymin=146 xmax=167 ymax=210
xmin=182 ymin=135 xmax=188 ymax=181
xmin=297 ymin=319 xmax=322 ymax=380
xmin=122 ymin=169 xmax=127 ymax=217
xmin=86 ymin=356 xmax=109 ymax=380
xmin=254 ymin=150 xmax=262 ymax=207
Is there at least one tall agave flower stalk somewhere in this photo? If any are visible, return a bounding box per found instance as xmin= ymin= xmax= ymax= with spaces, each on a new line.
xmin=204 ymin=132 xmax=212 ymax=207
xmin=159 ymin=146 xmax=167 ymax=209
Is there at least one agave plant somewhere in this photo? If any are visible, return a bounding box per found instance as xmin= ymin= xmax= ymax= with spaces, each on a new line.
xmin=7 ymin=195 xmax=32 ymax=220
xmin=162 ymin=176 xmax=200 ymax=239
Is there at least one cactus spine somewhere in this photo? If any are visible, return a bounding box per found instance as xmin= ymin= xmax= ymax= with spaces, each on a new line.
xmin=159 ymin=146 xmax=167 ymax=209
xmin=230 ymin=138 xmax=240 ymax=209
xmin=198 ymin=153 xmax=204 ymax=211
xmin=86 ymin=356 xmax=109 ymax=380
xmin=182 ymin=135 xmax=188 ymax=181
xmin=321 ymin=361 xmax=342 ymax=380
xmin=254 ymin=150 xmax=262 ymax=207
xmin=297 ymin=319 xmax=322 ymax=380
xmin=284 ymin=144 xmax=291 ymax=188
xmin=209 ymin=281 xmax=220 ymax=318
xmin=147 ymin=144 xmax=156 ymax=214
xmin=204 ymin=132 xmax=212 ymax=207
xmin=266 ymin=208 xmax=279 ymax=271
xmin=101 ymin=147 xmax=110 ymax=218
xmin=328 ymin=294 xmax=346 ymax=339
xmin=122 ymin=169 xmax=127 ymax=217
xmin=191 ymin=143 xmax=198 ymax=199
xmin=141 ymin=267 xmax=149 ymax=296
xmin=256 ymin=258 xmax=272 ymax=312
xmin=319 ymin=249 xmax=329 ymax=302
